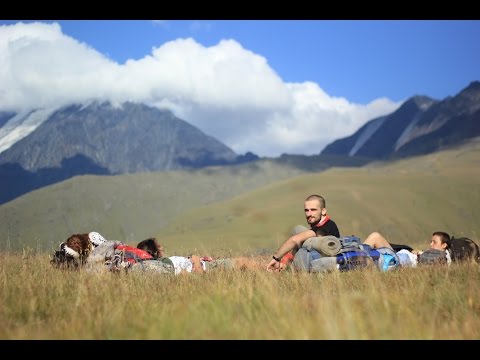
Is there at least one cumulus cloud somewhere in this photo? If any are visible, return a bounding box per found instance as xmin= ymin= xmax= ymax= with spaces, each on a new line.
xmin=0 ymin=22 xmax=401 ymax=156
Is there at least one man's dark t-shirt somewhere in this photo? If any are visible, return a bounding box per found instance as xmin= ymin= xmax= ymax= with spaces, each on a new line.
xmin=311 ymin=219 xmax=340 ymax=237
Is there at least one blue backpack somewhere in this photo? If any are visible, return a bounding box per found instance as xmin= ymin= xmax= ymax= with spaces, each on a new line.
xmin=336 ymin=250 xmax=374 ymax=271
xmin=298 ymin=235 xmax=400 ymax=273
xmin=337 ymin=236 xmax=399 ymax=272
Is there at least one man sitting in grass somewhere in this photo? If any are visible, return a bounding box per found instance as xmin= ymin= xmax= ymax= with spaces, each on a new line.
xmin=266 ymin=194 xmax=340 ymax=272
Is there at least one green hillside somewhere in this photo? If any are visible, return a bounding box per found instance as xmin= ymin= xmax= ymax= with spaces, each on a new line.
xmin=156 ymin=138 xmax=480 ymax=256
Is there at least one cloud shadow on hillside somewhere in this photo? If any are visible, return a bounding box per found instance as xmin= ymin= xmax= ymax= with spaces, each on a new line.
xmin=0 ymin=154 xmax=110 ymax=205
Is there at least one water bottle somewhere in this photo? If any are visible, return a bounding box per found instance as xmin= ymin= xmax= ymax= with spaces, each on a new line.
xmin=381 ymin=254 xmax=397 ymax=271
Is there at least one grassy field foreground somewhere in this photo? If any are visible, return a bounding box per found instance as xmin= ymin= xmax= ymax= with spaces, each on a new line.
xmin=1 ymin=252 xmax=479 ymax=340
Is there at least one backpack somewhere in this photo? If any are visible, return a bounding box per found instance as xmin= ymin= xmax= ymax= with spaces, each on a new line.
xmin=337 ymin=236 xmax=399 ymax=272
xmin=447 ymin=237 xmax=480 ymax=263
xmin=336 ymin=250 xmax=375 ymax=271
xmin=50 ymin=248 xmax=80 ymax=269
xmin=418 ymin=249 xmax=448 ymax=265
xmin=116 ymin=244 xmax=154 ymax=264
xmin=299 ymin=235 xmax=399 ymax=273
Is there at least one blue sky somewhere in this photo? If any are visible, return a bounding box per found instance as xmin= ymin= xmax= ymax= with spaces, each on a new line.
xmin=0 ymin=20 xmax=479 ymax=156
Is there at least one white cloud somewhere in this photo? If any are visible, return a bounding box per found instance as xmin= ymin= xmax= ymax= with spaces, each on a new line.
xmin=0 ymin=22 xmax=401 ymax=157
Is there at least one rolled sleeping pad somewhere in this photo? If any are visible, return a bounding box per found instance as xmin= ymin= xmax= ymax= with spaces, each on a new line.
xmin=303 ymin=235 xmax=342 ymax=256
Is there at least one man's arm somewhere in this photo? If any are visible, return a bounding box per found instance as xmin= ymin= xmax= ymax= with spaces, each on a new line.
xmin=266 ymin=229 xmax=316 ymax=271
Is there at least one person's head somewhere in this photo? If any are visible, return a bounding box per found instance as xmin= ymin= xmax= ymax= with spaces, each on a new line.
xmin=430 ymin=231 xmax=450 ymax=250
xmin=66 ymin=234 xmax=92 ymax=257
xmin=304 ymin=194 xmax=327 ymax=226
xmin=137 ymin=237 xmax=164 ymax=259
xmin=62 ymin=233 xmax=93 ymax=265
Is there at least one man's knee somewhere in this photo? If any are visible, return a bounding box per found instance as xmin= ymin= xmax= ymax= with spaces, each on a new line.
xmin=292 ymin=248 xmax=312 ymax=271
xmin=292 ymin=225 xmax=309 ymax=236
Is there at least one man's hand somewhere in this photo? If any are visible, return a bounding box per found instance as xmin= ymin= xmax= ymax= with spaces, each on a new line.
xmin=266 ymin=258 xmax=280 ymax=272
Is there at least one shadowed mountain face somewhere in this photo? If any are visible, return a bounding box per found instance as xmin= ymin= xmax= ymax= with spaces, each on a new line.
xmin=0 ymin=155 xmax=110 ymax=205
xmin=0 ymin=111 xmax=15 ymax=128
xmin=322 ymin=81 xmax=480 ymax=159
xmin=0 ymin=102 xmax=258 ymax=204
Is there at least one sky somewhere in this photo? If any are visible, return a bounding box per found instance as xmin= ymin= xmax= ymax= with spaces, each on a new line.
xmin=0 ymin=20 xmax=479 ymax=157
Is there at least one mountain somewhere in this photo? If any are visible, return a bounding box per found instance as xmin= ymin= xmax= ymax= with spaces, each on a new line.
xmin=0 ymin=102 xmax=257 ymax=204
xmin=322 ymin=81 xmax=480 ymax=159
xmin=0 ymin=102 xmax=240 ymax=173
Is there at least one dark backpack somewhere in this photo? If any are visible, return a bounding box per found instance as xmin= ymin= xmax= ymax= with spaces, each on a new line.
xmin=447 ymin=237 xmax=480 ymax=263
xmin=335 ymin=236 xmax=375 ymax=271
xmin=50 ymin=249 xmax=80 ymax=269
xmin=418 ymin=249 xmax=448 ymax=265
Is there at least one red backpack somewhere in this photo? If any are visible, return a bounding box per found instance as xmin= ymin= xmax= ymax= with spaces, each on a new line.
xmin=116 ymin=244 xmax=153 ymax=264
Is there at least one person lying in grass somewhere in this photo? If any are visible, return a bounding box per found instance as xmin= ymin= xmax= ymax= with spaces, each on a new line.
xmin=51 ymin=232 xmax=261 ymax=274
xmin=361 ymin=230 xmax=452 ymax=267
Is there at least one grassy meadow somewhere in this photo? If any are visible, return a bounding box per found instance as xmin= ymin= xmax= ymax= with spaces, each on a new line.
xmin=1 ymin=251 xmax=479 ymax=340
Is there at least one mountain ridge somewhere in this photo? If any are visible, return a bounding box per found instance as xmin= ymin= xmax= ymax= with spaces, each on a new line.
xmin=322 ymin=81 xmax=480 ymax=159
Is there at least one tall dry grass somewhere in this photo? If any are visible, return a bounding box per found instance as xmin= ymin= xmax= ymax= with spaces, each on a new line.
xmin=1 ymin=250 xmax=479 ymax=339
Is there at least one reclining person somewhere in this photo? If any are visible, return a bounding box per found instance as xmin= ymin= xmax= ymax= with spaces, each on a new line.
xmin=362 ymin=231 xmax=453 ymax=267
xmin=50 ymin=231 xmax=164 ymax=272
xmin=136 ymin=238 xmax=260 ymax=274
xmin=314 ymin=230 xmax=455 ymax=271
xmin=50 ymin=232 xmax=106 ymax=269
xmin=299 ymin=231 xmax=452 ymax=272
xmin=51 ymin=232 xmax=260 ymax=274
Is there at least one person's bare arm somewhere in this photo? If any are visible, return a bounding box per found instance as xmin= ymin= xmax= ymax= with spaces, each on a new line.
xmin=266 ymin=230 xmax=316 ymax=271
xmin=190 ymin=255 xmax=205 ymax=273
